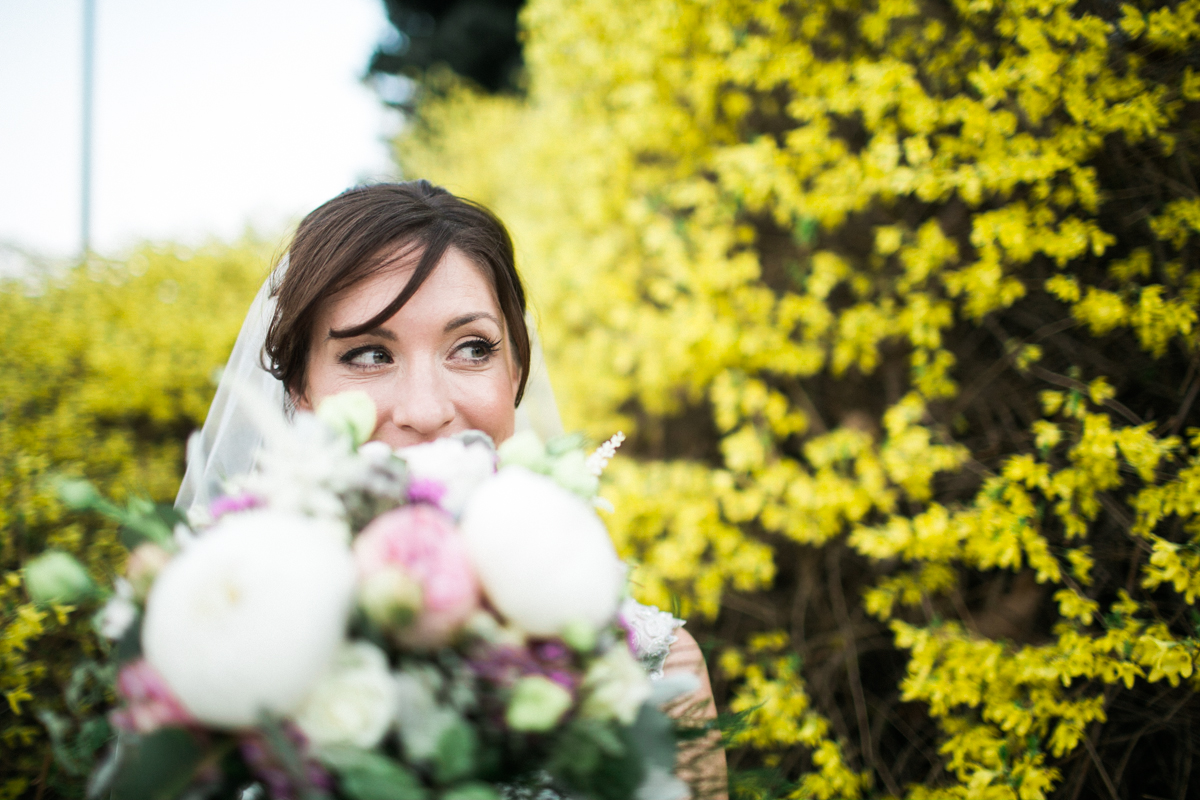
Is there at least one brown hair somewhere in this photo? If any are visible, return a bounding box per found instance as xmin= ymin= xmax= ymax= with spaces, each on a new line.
xmin=264 ymin=181 xmax=530 ymax=405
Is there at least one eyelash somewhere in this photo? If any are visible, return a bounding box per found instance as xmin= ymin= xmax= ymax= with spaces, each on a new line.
xmin=458 ymin=337 xmax=502 ymax=361
xmin=339 ymin=346 xmax=391 ymax=369
xmin=338 ymin=338 xmax=501 ymax=369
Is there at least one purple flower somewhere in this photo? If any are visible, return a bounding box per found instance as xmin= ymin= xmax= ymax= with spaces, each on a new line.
xmin=469 ymin=644 xmax=541 ymax=687
xmin=239 ymin=724 xmax=332 ymax=800
xmin=209 ymin=492 xmax=263 ymax=519
xmin=546 ymin=670 xmax=577 ymax=690
xmin=470 ymin=640 xmax=581 ymax=693
xmin=535 ymin=641 xmax=569 ymax=662
xmin=407 ymin=476 xmax=448 ymax=506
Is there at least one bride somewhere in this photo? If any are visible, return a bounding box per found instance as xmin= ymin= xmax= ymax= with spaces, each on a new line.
xmin=177 ymin=180 xmax=727 ymax=794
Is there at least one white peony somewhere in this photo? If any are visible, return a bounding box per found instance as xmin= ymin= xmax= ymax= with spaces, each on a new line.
xmin=458 ymin=466 xmax=625 ymax=637
xmin=141 ymin=510 xmax=355 ymax=728
xmin=294 ymin=640 xmax=397 ymax=749
xmin=399 ymin=433 xmax=496 ymax=517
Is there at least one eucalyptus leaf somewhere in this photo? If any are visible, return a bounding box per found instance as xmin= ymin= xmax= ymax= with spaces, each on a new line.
xmin=38 ymin=709 xmax=115 ymax=778
xmin=87 ymin=741 xmax=123 ymax=800
xmin=549 ymin=717 xmax=643 ymax=800
xmin=110 ymin=728 xmax=205 ymax=800
xmin=629 ymin=704 xmax=676 ymax=772
xmin=113 ymin=611 xmax=143 ymax=664
xmin=257 ymin=714 xmax=330 ymax=799
xmin=545 ymin=432 xmax=586 ymax=456
xmin=433 ymin=719 xmax=478 ymax=784
xmin=113 ymin=497 xmax=178 ymax=549
xmin=317 ymin=746 xmax=429 ymax=800
xmin=66 ymin=660 xmax=117 ymax=715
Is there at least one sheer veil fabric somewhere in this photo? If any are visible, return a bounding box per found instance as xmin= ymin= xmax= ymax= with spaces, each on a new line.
xmin=174 ymin=257 xmax=565 ymax=515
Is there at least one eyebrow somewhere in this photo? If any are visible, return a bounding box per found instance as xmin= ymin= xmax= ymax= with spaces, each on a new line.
xmin=325 ymin=314 xmax=500 ymax=342
xmin=326 ymin=326 xmax=396 ymax=342
xmin=444 ymin=312 xmax=501 ymax=332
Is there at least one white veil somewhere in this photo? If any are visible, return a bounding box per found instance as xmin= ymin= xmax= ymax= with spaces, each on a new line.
xmin=175 ymin=257 xmax=564 ymax=514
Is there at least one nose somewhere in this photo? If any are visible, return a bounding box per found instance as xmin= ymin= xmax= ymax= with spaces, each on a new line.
xmin=389 ymin=361 xmax=455 ymax=441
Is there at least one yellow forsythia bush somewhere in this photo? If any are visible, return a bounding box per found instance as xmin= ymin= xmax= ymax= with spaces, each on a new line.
xmin=0 ymin=242 xmax=269 ymax=797
xmin=397 ymin=0 xmax=1200 ymax=796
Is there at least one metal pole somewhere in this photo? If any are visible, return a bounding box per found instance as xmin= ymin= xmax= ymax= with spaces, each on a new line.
xmin=81 ymin=0 xmax=95 ymax=258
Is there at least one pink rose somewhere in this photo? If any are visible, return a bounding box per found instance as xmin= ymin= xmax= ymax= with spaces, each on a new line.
xmin=110 ymin=659 xmax=194 ymax=733
xmin=354 ymin=505 xmax=480 ymax=648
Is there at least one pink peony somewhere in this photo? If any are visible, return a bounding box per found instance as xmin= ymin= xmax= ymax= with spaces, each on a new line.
xmin=353 ymin=505 xmax=480 ymax=648
xmin=110 ymin=659 xmax=194 ymax=733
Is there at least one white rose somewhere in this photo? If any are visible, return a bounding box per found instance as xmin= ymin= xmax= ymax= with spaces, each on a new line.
xmin=399 ymin=434 xmax=496 ymax=517
xmin=316 ymin=391 xmax=377 ymax=448
xmin=459 ymin=466 xmax=625 ymax=637
xmin=294 ymin=641 xmax=396 ymax=749
xmin=97 ymin=579 xmax=137 ymax=640
xmin=581 ymin=645 xmax=653 ymax=725
xmin=142 ymin=510 xmax=355 ymax=728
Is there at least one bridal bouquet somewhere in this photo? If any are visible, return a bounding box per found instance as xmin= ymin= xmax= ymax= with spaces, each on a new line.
xmin=26 ymin=392 xmax=691 ymax=800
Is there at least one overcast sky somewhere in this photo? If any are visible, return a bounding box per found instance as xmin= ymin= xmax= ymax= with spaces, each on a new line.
xmin=0 ymin=0 xmax=397 ymax=259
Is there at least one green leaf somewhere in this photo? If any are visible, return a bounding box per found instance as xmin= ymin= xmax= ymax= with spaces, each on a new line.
xmin=56 ymin=478 xmax=103 ymax=510
xmin=110 ymin=728 xmax=205 ymax=800
xmin=257 ymin=714 xmax=331 ymax=800
xmin=441 ymin=782 xmax=501 ymax=800
xmin=23 ymin=550 xmax=96 ymax=605
xmin=66 ymin=660 xmax=117 ymax=715
xmin=794 ymin=215 xmax=818 ymax=246
xmin=715 ymin=706 xmax=757 ymax=748
xmin=120 ymin=503 xmax=185 ymax=549
xmin=53 ymin=479 xmax=178 ymax=549
xmin=318 ymin=746 xmax=429 ymax=800
xmin=38 ymin=710 xmax=89 ymax=776
xmin=545 ymin=432 xmax=586 ymax=456
xmin=113 ymin=612 xmax=144 ymax=664
xmin=433 ymin=719 xmax=478 ymax=784
xmin=549 ymin=717 xmax=643 ymax=800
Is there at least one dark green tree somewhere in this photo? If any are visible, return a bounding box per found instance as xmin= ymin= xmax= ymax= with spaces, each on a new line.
xmin=368 ymin=0 xmax=525 ymax=96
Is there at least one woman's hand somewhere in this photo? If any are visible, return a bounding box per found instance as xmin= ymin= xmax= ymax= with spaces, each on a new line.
xmin=662 ymin=627 xmax=728 ymax=800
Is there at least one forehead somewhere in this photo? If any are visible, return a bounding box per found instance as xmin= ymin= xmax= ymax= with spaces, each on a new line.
xmin=317 ymin=245 xmax=501 ymax=330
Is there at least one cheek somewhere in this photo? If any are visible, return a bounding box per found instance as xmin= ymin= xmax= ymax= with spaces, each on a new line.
xmin=461 ymin=374 xmax=518 ymax=443
xmin=295 ymin=359 xmax=336 ymax=411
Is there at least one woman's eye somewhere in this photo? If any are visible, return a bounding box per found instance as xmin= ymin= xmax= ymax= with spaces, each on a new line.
xmin=457 ymin=339 xmax=500 ymax=362
xmin=342 ymin=347 xmax=392 ymax=367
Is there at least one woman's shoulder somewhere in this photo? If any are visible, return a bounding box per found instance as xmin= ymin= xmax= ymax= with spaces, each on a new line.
xmin=620 ymin=598 xmax=685 ymax=679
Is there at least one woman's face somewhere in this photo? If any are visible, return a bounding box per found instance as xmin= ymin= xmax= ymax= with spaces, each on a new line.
xmin=297 ymin=245 xmax=521 ymax=448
